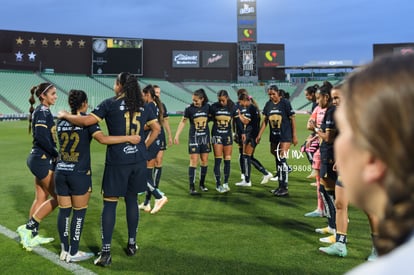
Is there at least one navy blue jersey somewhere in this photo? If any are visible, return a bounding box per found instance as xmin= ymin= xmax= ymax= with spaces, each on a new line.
xmin=144 ymin=102 xmax=161 ymax=159
xmin=56 ymin=114 xmax=101 ymax=173
xmin=320 ymin=105 xmax=337 ymax=159
xmin=210 ymin=102 xmax=238 ymax=136
xmin=158 ymin=102 xmax=169 ymax=147
xmin=91 ymin=95 xmax=157 ymax=165
xmin=243 ymin=104 xmax=260 ymax=139
xmin=30 ymin=104 xmax=58 ymax=158
xmin=184 ymin=103 xmax=211 ymax=143
xmin=262 ymin=98 xmax=295 ymax=142
xmin=234 ymin=102 xmax=247 ymax=136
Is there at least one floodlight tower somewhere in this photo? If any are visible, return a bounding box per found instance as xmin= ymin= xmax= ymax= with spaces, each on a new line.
xmin=237 ymin=0 xmax=258 ymax=83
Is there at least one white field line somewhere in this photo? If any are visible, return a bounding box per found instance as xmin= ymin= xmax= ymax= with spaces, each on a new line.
xmin=0 ymin=224 xmax=97 ymax=275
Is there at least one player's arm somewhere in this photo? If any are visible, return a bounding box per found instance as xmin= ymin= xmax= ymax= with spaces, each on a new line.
xmin=256 ymin=116 xmax=268 ymax=143
xmin=174 ymin=116 xmax=187 ymax=145
xmin=57 ymin=111 xmax=98 ymax=127
xmin=163 ymin=117 xmax=173 ymax=146
xmin=145 ymin=119 xmax=161 ymax=149
xmin=290 ymin=115 xmax=298 ymax=146
xmin=93 ymin=131 xmax=141 ymax=145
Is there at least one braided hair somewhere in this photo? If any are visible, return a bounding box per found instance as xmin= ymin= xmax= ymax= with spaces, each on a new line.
xmin=116 ymin=72 xmax=144 ymax=118
xmin=342 ymin=53 xmax=414 ymax=256
xmin=68 ymin=89 xmax=87 ymax=115
xmin=28 ymin=82 xmax=54 ymax=133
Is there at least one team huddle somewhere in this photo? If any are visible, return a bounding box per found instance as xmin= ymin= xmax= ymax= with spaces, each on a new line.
xmin=15 ymin=53 xmax=414 ymax=273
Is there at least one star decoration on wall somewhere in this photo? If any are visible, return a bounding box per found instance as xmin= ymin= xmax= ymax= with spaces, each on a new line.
xmin=16 ymin=37 xmax=24 ymax=45
xmin=78 ymin=40 xmax=86 ymax=48
xmin=66 ymin=39 xmax=74 ymax=47
xmin=41 ymin=38 xmax=49 ymax=46
xmin=28 ymin=52 xmax=36 ymax=62
xmin=15 ymin=51 xmax=23 ymax=61
xmin=29 ymin=38 xmax=36 ymax=46
xmin=54 ymin=38 xmax=62 ymax=47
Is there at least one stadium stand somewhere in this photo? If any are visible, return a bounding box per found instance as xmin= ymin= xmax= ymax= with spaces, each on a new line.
xmin=0 ymin=71 xmax=45 ymax=113
xmin=1 ymin=71 xmax=343 ymax=117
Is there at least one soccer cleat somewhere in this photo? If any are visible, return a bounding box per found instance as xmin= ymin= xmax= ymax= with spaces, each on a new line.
xmin=66 ymin=251 xmax=94 ymax=262
xmin=315 ymin=226 xmax=336 ymax=235
xmin=307 ymin=169 xmax=318 ymax=179
xmin=320 ymin=234 xmax=336 ymax=244
xmin=270 ymin=176 xmax=279 ymax=181
xmin=260 ymin=172 xmax=273 ymax=184
xmin=60 ymin=250 xmax=68 ymax=261
xmin=274 ymin=187 xmax=288 ymax=197
xmin=17 ymin=225 xmax=32 ymax=249
xmin=235 ymin=180 xmax=252 ymax=187
xmin=199 ymin=185 xmax=208 ymax=192
xmin=215 ymin=185 xmax=226 ymax=193
xmin=189 ymin=189 xmax=200 ymax=196
xmin=150 ymin=196 xmax=168 ymax=214
xmin=304 ymin=209 xmax=324 ymax=217
xmin=94 ymin=252 xmax=112 ymax=267
xmin=319 ymin=242 xmax=347 ymax=257
xmin=125 ymin=243 xmax=138 ymax=256
xmin=367 ymin=246 xmax=378 ymax=262
xmin=157 ymin=189 xmax=165 ymax=196
xmin=223 ymin=183 xmax=230 ymax=192
xmin=139 ymin=202 xmax=151 ymax=213
xmin=28 ymin=235 xmax=54 ymax=247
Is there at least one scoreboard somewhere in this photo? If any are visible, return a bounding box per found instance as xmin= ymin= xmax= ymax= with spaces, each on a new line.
xmin=92 ymin=38 xmax=143 ymax=75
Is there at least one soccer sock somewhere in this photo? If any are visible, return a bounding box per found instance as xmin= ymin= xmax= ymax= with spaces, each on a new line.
xmin=214 ymin=157 xmax=222 ymax=187
xmin=200 ymin=165 xmax=208 ymax=187
xmin=239 ymin=147 xmax=245 ymax=176
xmin=279 ymin=158 xmax=289 ymax=189
xmin=224 ymin=159 xmax=231 ymax=184
xmin=251 ymin=156 xmax=267 ymax=175
xmin=154 ymin=167 xmax=162 ymax=188
xmin=125 ymin=193 xmax=138 ymax=244
xmin=144 ymin=169 xmax=153 ymax=202
xmin=275 ymin=156 xmax=281 ymax=178
xmin=69 ymin=208 xmax=87 ymax=256
xmin=57 ymin=206 xmax=71 ymax=252
xmin=336 ymin=232 xmax=347 ymax=244
xmin=189 ymin=166 xmax=196 ymax=190
xmin=101 ymin=200 xmax=117 ymax=252
xmin=243 ymin=154 xmax=251 ymax=182
xmin=316 ymin=175 xmax=324 ymax=212
xmin=327 ymin=189 xmax=336 ymax=229
xmin=146 ymin=181 xmax=162 ymax=200
xmin=319 ymin=184 xmax=336 ymax=230
xmin=26 ymin=217 xmax=40 ymax=237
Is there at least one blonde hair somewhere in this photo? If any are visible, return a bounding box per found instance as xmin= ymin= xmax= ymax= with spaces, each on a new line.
xmin=342 ymin=53 xmax=414 ymax=255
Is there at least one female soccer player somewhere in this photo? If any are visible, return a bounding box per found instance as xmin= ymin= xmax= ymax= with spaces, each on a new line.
xmin=234 ymin=89 xmax=273 ymax=186
xmin=235 ymin=92 xmax=265 ymax=187
xmin=153 ymin=85 xmax=173 ymax=190
xmin=174 ymin=88 xmax=211 ymax=195
xmin=58 ymin=72 xmax=160 ymax=267
xmin=55 ymin=89 xmax=140 ymax=262
xmin=314 ymin=82 xmax=338 ymax=239
xmin=17 ymin=83 xmax=58 ymax=251
xmin=257 ymin=85 xmax=297 ymax=197
xmin=210 ymin=90 xmax=238 ymax=193
xmin=138 ymin=84 xmax=168 ymax=214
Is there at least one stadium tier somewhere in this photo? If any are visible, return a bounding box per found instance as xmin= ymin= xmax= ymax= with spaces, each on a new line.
xmin=0 ymin=70 xmax=330 ymax=116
